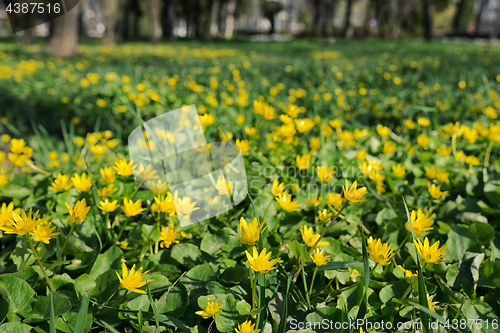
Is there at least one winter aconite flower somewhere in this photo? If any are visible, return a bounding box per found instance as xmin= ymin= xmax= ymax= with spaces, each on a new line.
xmin=173 ymin=191 xmax=199 ymax=220
xmin=115 ymin=262 xmax=154 ymax=294
xmin=235 ymin=320 xmax=261 ymax=333
xmin=216 ymin=175 xmax=233 ymax=196
xmin=66 ymin=199 xmax=91 ymax=223
xmin=300 ymin=225 xmax=329 ymax=248
xmin=428 ymin=183 xmax=449 ymax=199
xmin=343 ymin=179 xmax=368 ymax=203
xmin=392 ymin=164 xmax=407 ymax=177
xmin=427 ymin=294 xmax=439 ymax=312
xmin=51 ymin=173 xmax=72 ymax=192
xmin=0 ymin=209 xmax=41 ymax=236
xmin=246 ymin=247 xmax=280 ymax=274
xmin=318 ymin=209 xmax=332 ymax=221
xmin=296 ymin=154 xmax=311 ymax=170
xmin=376 ymin=124 xmax=391 ymax=137
xmin=367 ymin=236 xmax=395 ymax=266
xmin=396 ymin=265 xmax=417 ymax=278
xmin=71 ymin=172 xmax=92 ymax=192
xmin=122 ymin=198 xmax=146 ymax=217
xmin=98 ymin=184 xmax=117 ymax=197
xmin=238 ymin=217 xmax=264 ymax=246
xmin=310 ymin=248 xmax=330 ymax=266
xmin=113 ymin=158 xmax=134 ymax=176
xmin=405 ymin=209 xmax=435 ymax=237
xmin=154 ymin=193 xmax=176 ymax=217
xmin=30 ymin=222 xmax=60 ymax=244
xmin=327 ymin=193 xmax=343 ymax=208
xmin=413 ymin=237 xmax=450 ymax=264
xmin=305 ymin=195 xmax=322 ymax=207
xmin=0 ymin=202 xmax=20 ymax=227
xmin=99 ymin=199 xmax=119 ymax=213
xmin=271 ymin=179 xmax=285 ymax=196
xmin=159 ymin=221 xmax=180 ymax=249
xmin=195 ymin=297 xmax=223 ymax=319
xmin=275 ymin=192 xmax=301 ymax=212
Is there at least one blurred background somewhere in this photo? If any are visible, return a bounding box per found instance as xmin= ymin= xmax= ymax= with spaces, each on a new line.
xmin=1 ymin=0 xmax=500 ymax=54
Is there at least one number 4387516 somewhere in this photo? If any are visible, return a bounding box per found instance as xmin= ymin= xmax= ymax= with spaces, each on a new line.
xmin=5 ymin=2 xmax=61 ymax=14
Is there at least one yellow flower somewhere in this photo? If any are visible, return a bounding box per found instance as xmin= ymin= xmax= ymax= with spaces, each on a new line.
xmin=436 ymin=146 xmax=452 ymax=157
xmin=0 ymin=209 xmax=41 ymax=235
xmin=376 ymin=124 xmax=391 ymax=137
xmin=235 ymin=320 xmax=261 ymax=333
xmin=427 ymin=294 xmax=439 ymax=312
xmin=30 ymin=222 xmax=60 ymax=244
xmin=343 ymin=179 xmax=368 ymax=203
xmin=428 ymin=183 xmax=449 ymax=199
xmin=271 ymin=179 xmax=285 ymax=196
xmin=318 ymin=209 xmax=332 ymax=221
xmin=383 ymin=141 xmax=395 ymax=154
xmin=367 ymin=236 xmax=395 ymax=266
xmin=1 ymin=134 xmax=11 ymax=143
xmin=96 ymin=99 xmax=107 ymax=108
xmin=396 ymin=265 xmax=417 ymax=278
xmin=417 ymin=133 xmax=430 ymax=149
xmin=275 ymin=192 xmax=301 ymax=212
xmin=173 ymin=191 xmax=200 ymax=220
xmin=236 ymin=114 xmax=245 ymax=125
xmin=414 ymin=237 xmax=450 ymax=264
xmin=216 ymin=175 xmax=233 ymax=196
xmin=350 ymin=268 xmax=360 ymax=282
xmin=310 ymin=248 xmax=330 ymax=266
xmin=136 ymin=163 xmax=159 ymax=181
xmin=316 ymin=165 xmax=335 ymax=182
xmin=359 ymin=160 xmax=382 ymax=176
xmin=113 ymin=158 xmax=134 ymax=176
xmin=296 ymin=154 xmax=311 ymax=170
xmin=154 ymin=193 xmax=176 ymax=217
xmin=99 ymin=199 xmax=119 ymax=213
xmin=300 ymin=225 xmax=329 ymax=248
xmin=98 ymin=184 xmax=117 ymax=197
xmin=66 ymin=199 xmax=91 ymax=223
xmin=51 ymin=173 xmax=73 ymax=192
xmin=356 ymin=149 xmax=367 ymax=161
xmin=122 ymin=198 xmax=146 ymax=217
xmin=262 ymin=105 xmax=276 ymax=120
xmin=236 ymin=139 xmax=250 ymax=156
xmin=10 ymin=138 xmax=26 ymax=154
xmin=245 ymin=127 xmax=258 ymax=138
xmin=405 ymin=209 xmax=434 ymax=237
xmin=246 ymin=247 xmax=280 ymax=274
xmin=392 ymin=164 xmax=407 ymax=177
xmin=329 ymin=119 xmax=343 ymax=129
xmin=436 ymin=170 xmax=449 ymax=183
xmin=195 ymin=297 xmax=223 ymax=319
xmin=71 ymin=173 xmax=92 ymax=192
xmin=404 ymin=119 xmax=416 ymax=129
xmin=100 ymin=167 xmax=116 ymax=183
xmin=326 ymin=193 xmax=343 ymax=208
xmin=464 ymin=155 xmax=480 ymax=166
xmin=159 ymin=221 xmax=180 ymax=248
xmin=0 ymin=173 xmax=7 ymax=187
xmin=310 ymin=137 xmax=321 ymax=150
xmin=0 ymin=202 xmax=21 ymax=227
xmin=369 ymin=170 xmax=385 ymax=183
xmin=305 ymin=195 xmax=322 ymax=207
xmin=418 ymin=117 xmax=430 ymax=127
xmin=425 ymin=166 xmax=436 ymax=179
xmin=238 ymin=216 xmax=264 ymax=245
xmin=294 ymin=118 xmax=315 ymax=133
xmin=115 ymin=262 xmax=154 ymax=294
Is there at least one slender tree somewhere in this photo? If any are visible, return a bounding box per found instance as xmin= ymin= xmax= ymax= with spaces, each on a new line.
xmin=47 ymin=4 xmax=80 ymax=56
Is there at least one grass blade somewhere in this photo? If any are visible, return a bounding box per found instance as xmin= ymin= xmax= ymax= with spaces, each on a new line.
xmin=146 ymin=283 xmax=160 ymax=332
xmin=357 ymin=220 xmax=370 ymax=320
xmin=73 ymin=294 xmax=90 ymax=333
xmin=277 ymin=274 xmax=292 ymax=333
xmin=300 ymin=259 xmax=311 ymax=310
xmin=99 ymin=319 xmax=121 ymax=333
xmin=49 ymin=291 xmax=56 ymax=333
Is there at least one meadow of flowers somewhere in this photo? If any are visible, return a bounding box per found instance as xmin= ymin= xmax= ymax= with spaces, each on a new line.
xmin=0 ymin=40 xmax=499 ymax=333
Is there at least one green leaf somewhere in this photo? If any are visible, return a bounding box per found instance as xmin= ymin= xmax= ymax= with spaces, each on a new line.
xmin=445 ymin=225 xmax=479 ymax=261
xmin=0 ymin=275 xmax=36 ymax=317
xmin=88 ymin=246 xmax=123 ymax=279
xmin=235 ymin=299 xmax=251 ymax=315
xmin=27 ymin=293 xmax=71 ymax=322
xmin=220 ymin=266 xmax=248 ymax=284
xmin=478 ymin=261 xmax=500 ymax=288
xmin=1 ymin=186 xmax=31 ymax=199
xmin=289 ymin=240 xmax=310 ymax=262
xmin=316 ymin=261 xmax=363 ymax=271
xmin=181 ymin=264 xmax=216 ymax=299
xmin=75 ymin=274 xmax=96 ymax=297
xmin=0 ymin=323 xmax=34 ymax=333
xmin=484 ymin=180 xmax=500 ymax=206
xmin=171 ymin=243 xmax=202 ymax=266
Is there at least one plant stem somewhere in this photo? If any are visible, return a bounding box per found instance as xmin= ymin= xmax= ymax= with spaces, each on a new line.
xmin=484 ymin=139 xmax=495 ymax=168
xmin=115 ymin=218 xmax=129 ymax=243
xmin=57 ymin=223 xmax=76 ymax=262
xmin=248 ymin=266 xmax=257 ymax=309
xmin=28 ymin=236 xmax=55 ymax=293
xmin=309 ymin=266 xmax=318 ymax=296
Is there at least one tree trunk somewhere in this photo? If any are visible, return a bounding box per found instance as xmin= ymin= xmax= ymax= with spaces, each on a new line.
xmin=474 ymin=0 xmax=488 ymax=35
xmin=453 ymin=0 xmax=475 ymax=35
xmin=47 ymin=4 xmax=80 ymax=56
xmin=225 ymin=0 xmax=236 ymax=38
xmin=140 ymin=0 xmax=162 ymax=43
xmin=312 ymin=0 xmax=322 ymax=37
xmin=422 ymin=0 xmax=432 ymax=41
xmin=162 ymin=0 xmax=176 ymax=38
xmin=362 ymin=0 xmax=372 ymax=38
xmin=341 ymin=0 xmax=353 ymax=37
xmin=98 ymin=0 xmax=120 ymax=45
